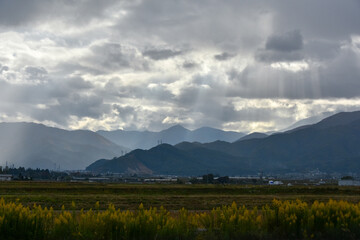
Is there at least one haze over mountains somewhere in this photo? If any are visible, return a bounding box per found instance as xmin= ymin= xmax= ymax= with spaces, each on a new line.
xmin=87 ymin=142 xmax=253 ymax=176
xmin=0 ymin=122 xmax=245 ymax=170
xmin=97 ymin=125 xmax=245 ymax=150
xmin=88 ymin=111 xmax=360 ymax=176
xmin=0 ymin=123 xmax=129 ymax=170
xmin=1 ymin=111 xmax=359 ymax=174
xmin=280 ymin=111 xmax=335 ymax=132
xmin=237 ymin=132 xmax=268 ymax=142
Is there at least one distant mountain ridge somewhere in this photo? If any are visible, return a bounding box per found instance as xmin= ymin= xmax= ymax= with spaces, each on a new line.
xmin=237 ymin=132 xmax=268 ymax=142
xmin=97 ymin=125 xmax=245 ymax=150
xmin=87 ymin=143 xmax=252 ymax=176
xmin=312 ymin=111 xmax=360 ymax=129
xmin=0 ymin=122 xmax=129 ymax=170
xmin=280 ymin=111 xmax=334 ymax=132
xmin=88 ymin=111 xmax=360 ymax=175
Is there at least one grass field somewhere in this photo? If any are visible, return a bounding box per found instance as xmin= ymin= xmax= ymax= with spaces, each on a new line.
xmin=1 ymin=181 xmax=360 ymax=210
xmin=2 ymin=182 xmax=360 ymax=239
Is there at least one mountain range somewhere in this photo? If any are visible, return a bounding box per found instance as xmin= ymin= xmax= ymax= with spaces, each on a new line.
xmin=97 ymin=125 xmax=245 ymax=150
xmin=0 ymin=122 xmax=129 ymax=170
xmin=0 ymin=122 xmax=246 ymax=170
xmin=237 ymin=132 xmax=268 ymax=142
xmin=1 ymin=111 xmax=356 ymax=173
xmin=280 ymin=111 xmax=335 ymax=132
xmin=87 ymin=111 xmax=360 ymax=175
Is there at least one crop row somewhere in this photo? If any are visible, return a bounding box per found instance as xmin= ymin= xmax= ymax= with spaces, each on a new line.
xmin=1 ymin=198 xmax=360 ymax=239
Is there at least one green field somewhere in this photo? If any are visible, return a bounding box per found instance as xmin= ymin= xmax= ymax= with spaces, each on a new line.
xmin=1 ymin=181 xmax=360 ymax=210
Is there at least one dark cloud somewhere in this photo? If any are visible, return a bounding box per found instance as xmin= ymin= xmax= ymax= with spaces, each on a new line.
xmin=230 ymin=46 xmax=360 ymax=99
xmin=143 ymin=49 xmax=182 ymax=60
xmin=146 ymin=86 xmax=176 ymax=102
xmin=182 ymin=61 xmax=197 ymax=69
xmin=317 ymin=49 xmax=360 ymax=98
xmin=54 ymin=94 xmax=110 ymax=119
xmin=0 ymin=0 xmax=44 ymax=26
xmin=0 ymin=64 xmax=9 ymax=74
xmin=224 ymin=65 xmax=314 ymax=99
xmin=0 ymin=80 xmax=49 ymax=104
xmin=265 ymin=30 xmax=303 ymax=52
xmin=24 ymin=66 xmax=48 ymax=82
xmin=227 ymin=68 xmax=249 ymax=88
xmin=214 ymin=52 xmax=235 ymax=61
xmin=173 ymin=83 xmax=286 ymax=127
xmin=255 ymin=30 xmax=304 ymax=63
xmin=66 ymin=77 xmax=93 ymax=90
xmin=113 ymin=104 xmax=138 ymax=122
xmin=98 ymin=78 xmax=176 ymax=103
xmin=31 ymin=94 xmax=111 ymax=125
xmin=25 ymin=66 xmax=47 ymax=76
xmin=174 ymin=86 xmax=202 ymax=107
xmin=116 ymin=0 xmax=266 ymax=50
xmin=54 ymin=62 xmax=105 ymax=76
xmin=0 ymin=75 xmax=107 ymax=126
xmin=86 ymin=43 xmax=149 ymax=73
xmin=271 ymin=0 xmax=360 ymax=40
xmin=303 ymin=40 xmax=340 ymax=60
xmin=255 ymin=50 xmax=303 ymax=63
xmin=0 ymin=0 xmax=118 ymax=27
xmin=91 ymin=43 xmax=130 ymax=69
xmin=1 ymin=0 xmax=360 ymax=132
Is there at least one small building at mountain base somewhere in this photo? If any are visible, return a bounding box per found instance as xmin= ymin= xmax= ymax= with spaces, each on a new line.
xmin=338 ymin=180 xmax=360 ymax=186
xmin=0 ymin=174 xmax=13 ymax=181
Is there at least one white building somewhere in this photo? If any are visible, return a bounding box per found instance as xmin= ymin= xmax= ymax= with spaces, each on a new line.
xmin=338 ymin=180 xmax=360 ymax=186
xmin=269 ymin=180 xmax=283 ymax=185
xmin=0 ymin=174 xmax=13 ymax=181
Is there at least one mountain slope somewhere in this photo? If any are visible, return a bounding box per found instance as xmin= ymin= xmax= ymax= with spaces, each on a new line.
xmin=0 ymin=122 xmax=129 ymax=170
xmin=97 ymin=125 xmax=245 ymax=150
xmin=207 ymin=111 xmax=360 ymax=172
xmin=312 ymin=111 xmax=360 ymax=129
xmin=236 ymin=132 xmax=268 ymax=142
xmin=87 ymin=111 xmax=360 ymax=175
xmin=87 ymin=143 xmax=252 ymax=176
xmin=280 ymin=111 xmax=334 ymax=132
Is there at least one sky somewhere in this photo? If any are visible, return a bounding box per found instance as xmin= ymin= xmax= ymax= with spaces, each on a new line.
xmin=0 ymin=0 xmax=360 ymax=133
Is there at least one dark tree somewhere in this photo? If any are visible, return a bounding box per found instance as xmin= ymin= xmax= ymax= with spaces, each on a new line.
xmin=202 ymin=174 xmax=214 ymax=184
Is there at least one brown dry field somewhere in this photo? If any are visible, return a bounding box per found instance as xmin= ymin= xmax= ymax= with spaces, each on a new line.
xmin=0 ymin=181 xmax=359 ymax=210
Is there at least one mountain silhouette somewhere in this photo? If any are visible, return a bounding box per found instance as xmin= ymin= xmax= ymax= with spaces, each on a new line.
xmin=0 ymin=122 xmax=129 ymax=170
xmin=236 ymin=132 xmax=268 ymax=142
xmin=97 ymin=125 xmax=244 ymax=150
xmin=88 ymin=111 xmax=360 ymax=175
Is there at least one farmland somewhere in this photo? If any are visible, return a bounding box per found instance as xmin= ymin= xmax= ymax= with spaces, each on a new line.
xmin=1 ymin=181 xmax=360 ymax=210
xmin=2 ymin=182 xmax=360 ymax=239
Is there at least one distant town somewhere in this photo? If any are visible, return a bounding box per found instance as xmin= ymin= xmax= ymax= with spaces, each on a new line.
xmin=1 ymin=166 xmax=360 ymax=186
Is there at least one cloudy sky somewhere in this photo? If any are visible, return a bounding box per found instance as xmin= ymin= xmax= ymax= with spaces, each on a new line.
xmin=0 ymin=0 xmax=360 ymax=133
